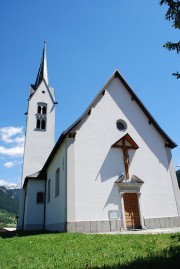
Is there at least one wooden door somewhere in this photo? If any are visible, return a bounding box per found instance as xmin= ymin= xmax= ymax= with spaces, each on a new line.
xmin=123 ymin=193 xmax=141 ymax=229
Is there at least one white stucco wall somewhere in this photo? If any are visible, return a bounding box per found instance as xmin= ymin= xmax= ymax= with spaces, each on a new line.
xmin=72 ymin=77 xmax=179 ymax=222
xmin=24 ymin=180 xmax=45 ymax=229
xmin=22 ymin=81 xmax=55 ymax=185
xmin=17 ymin=188 xmax=25 ymax=229
xmin=45 ymin=143 xmax=66 ymax=229
xmin=66 ymin=137 xmax=76 ymax=222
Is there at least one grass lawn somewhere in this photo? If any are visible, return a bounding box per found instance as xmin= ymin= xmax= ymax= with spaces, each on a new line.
xmin=0 ymin=231 xmax=180 ymax=269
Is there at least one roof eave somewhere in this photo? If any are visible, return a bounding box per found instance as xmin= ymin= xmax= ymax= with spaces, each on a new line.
xmin=114 ymin=71 xmax=177 ymax=149
xmin=38 ymin=133 xmax=66 ymax=178
xmin=38 ymin=70 xmax=177 ymax=176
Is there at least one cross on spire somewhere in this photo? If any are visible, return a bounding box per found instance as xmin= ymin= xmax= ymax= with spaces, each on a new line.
xmin=111 ymin=134 xmax=139 ymax=179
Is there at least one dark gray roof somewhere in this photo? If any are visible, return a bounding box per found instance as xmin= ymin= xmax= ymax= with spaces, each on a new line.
xmin=38 ymin=70 xmax=177 ymax=177
xmin=23 ymin=171 xmax=46 ymax=187
xmin=27 ymin=171 xmax=40 ymax=178
xmin=31 ymin=41 xmax=48 ymax=92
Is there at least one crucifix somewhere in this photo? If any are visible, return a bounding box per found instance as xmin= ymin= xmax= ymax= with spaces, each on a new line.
xmin=111 ymin=134 xmax=138 ymax=179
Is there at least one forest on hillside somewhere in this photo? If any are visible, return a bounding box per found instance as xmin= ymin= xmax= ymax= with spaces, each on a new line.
xmin=0 ymin=187 xmax=19 ymax=229
xmin=0 ymin=187 xmax=19 ymax=214
xmin=0 ymin=209 xmax=17 ymax=229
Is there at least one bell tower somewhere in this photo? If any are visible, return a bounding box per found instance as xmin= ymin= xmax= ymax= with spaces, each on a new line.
xmin=21 ymin=41 xmax=55 ymax=185
xmin=18 ymin=42 xmax=56 ymax=230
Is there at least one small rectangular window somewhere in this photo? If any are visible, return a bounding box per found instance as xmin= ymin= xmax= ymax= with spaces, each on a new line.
xmin=36 ymin=192 xmax=44 ymax=204
xmin=41 ymin=119 xmax=46 ymax=130
xmin=55 ymin=168 xmax=60 ymax=197
xmin=36 ymin=119 xmax=41 ymax=129
xmin=47 ymin=179 xmax=51 ymax=203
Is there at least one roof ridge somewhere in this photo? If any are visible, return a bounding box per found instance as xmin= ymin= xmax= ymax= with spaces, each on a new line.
xmin=38 ymin=70 xmax=177 ymax=179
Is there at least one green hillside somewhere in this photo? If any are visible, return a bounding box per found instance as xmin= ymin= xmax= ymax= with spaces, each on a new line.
xmin=0 ymin=209 xmax=17 ymax=229
xmin=0 ymin=186 xmax=19 ymax=214
xmin=0 ymin=186 xmax=19 ymax=229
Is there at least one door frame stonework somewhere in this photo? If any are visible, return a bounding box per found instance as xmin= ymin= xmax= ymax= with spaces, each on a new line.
xmin=115 ymin=175 xmax=145 ymax=230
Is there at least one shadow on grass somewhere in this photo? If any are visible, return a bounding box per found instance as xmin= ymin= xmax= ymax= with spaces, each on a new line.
xmin=0 ymin=229 xmax=58 ymax=239
xmin=92 ymin=245 xmax=180 ymax=269
xmin=1 ymin=230 xmax=180 ymax=269
xmin=170 ymin=232 xmax=180 ymax=241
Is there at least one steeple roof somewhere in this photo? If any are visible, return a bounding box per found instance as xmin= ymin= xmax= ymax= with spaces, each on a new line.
xmin=32 ymin=41 xmax=49 ymax=90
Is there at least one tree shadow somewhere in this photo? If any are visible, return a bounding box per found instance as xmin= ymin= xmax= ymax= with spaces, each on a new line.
xmin=91 ymin=245 xmax=180 ymax=269
xmin=95 ymin=148 xmax=136 ymax=183
xmin=0 ymin=229 xmax=58 ymax=239
xmin=170 ymin=232 xmax=180 ymax=241
xmin=1 ymin=230 xmax=180 ymax=269
xmin=104 ymin=185 xmax=120 ymax=209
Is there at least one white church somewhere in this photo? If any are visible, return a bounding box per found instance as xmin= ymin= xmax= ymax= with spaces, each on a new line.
xmin=18 ymin=42 xmax=180 ymax=232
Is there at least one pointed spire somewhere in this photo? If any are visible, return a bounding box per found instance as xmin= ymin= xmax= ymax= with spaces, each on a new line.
xmin=34 ymin=41 xmax=49 ymax=90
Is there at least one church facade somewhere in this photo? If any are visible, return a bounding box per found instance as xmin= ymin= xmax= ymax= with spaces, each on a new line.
xmin=18 ymin=43 xmax=180 ymax=232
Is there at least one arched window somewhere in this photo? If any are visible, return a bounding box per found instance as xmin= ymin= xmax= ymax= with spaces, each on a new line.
xmin=55 ymin=168 xmax=60 ymax=197
xmin=37 ymin=103 xmax=47 ymax=115
xmin=47 ymin=179 xmax=51 ymax=203
xmin=37 ymin=106 xmax=41 ymax=114
xmin=36 ymin=102 xmax=47 ymax=131
xmin=42 ymin=106 xmax=47 ymax=114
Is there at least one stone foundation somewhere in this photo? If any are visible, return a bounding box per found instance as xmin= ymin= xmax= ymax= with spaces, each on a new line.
xmin=19 ymin=216 xmax=180 ymax=232
xmin=144 ymin=216 xmax=180 ymax=229
xmin=66 ymin=220 xmax=123 ymax=233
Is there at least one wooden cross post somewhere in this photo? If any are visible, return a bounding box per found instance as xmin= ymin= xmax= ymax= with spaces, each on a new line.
xmin=122 ymin=139 xmax=130 ymax=179
xmin=111 ymin=134 xmax=139 ymax=179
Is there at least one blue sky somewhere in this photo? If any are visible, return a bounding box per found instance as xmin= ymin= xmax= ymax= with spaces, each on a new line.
xmin=0 ymin=1 xmax=180 ymax=187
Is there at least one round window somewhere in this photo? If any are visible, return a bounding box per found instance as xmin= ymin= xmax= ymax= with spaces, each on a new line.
xmin=116 ymin=120 xmax=127 ymax=131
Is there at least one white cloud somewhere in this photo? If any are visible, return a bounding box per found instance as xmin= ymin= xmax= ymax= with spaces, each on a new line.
xmin=3 ymin=161 xmax=15 ymax=168
xmin=0 ymin=126 xmax=24 ymax=157
xmin=3 ymin=161 xmax=22 ymax=168
xmin=0 ymin=127 xmax=24 ymax=188
xmin=13 ymin=136 xmax=25 ymax=144
xmin=0 ymin=179 xmax=20 ymax=189
xmin=0 ymin=126 xmax=24 ymax=144
xmin=0 ymin=145 xmax=24 ymax=157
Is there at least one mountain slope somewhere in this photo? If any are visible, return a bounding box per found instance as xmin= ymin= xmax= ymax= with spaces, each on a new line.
xmin=0 ymin=186 xmax=20 ymax=214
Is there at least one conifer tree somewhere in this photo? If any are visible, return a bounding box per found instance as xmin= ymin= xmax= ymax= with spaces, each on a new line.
xmin=160 ymin=0 xmax=180 ymax=78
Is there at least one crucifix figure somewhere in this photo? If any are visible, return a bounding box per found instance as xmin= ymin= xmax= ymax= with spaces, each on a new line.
xmin=111 ymin=134 xmax=138 ymax=179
